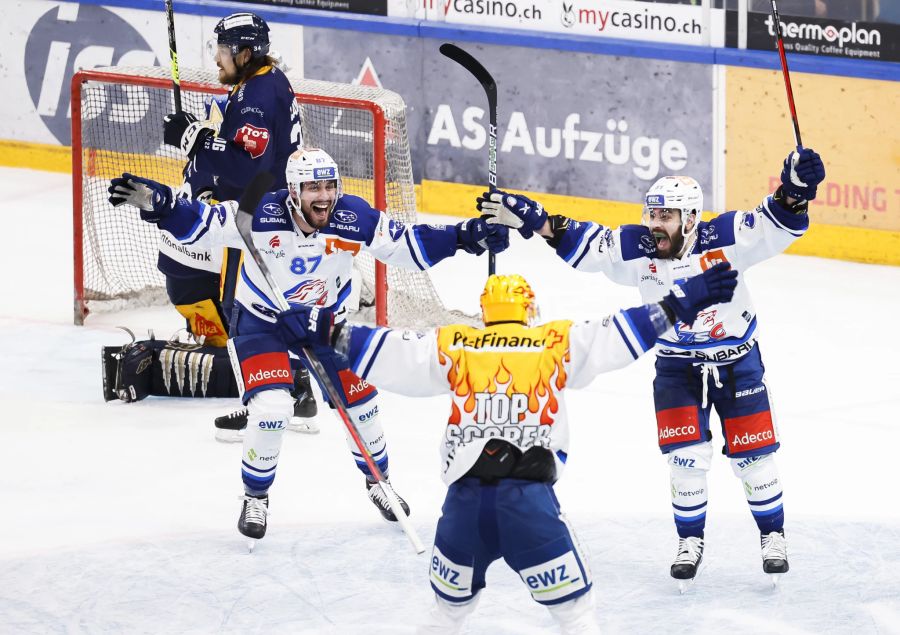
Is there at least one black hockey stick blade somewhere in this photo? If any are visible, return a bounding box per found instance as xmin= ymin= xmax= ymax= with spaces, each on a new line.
xmin=439 ymin=44 xmax=497 ymax=103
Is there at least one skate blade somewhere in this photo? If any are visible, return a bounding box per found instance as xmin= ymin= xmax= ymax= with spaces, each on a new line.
xmin=677 ymin=578 xmax=695 ymax=595
xmin=768 ymin=573 xmax=782 ymax=587
xmin=247 ymin=538 xmax=258 ymax=553
xmin=215 ymin=430 xmax=244 ymax=443
xmin=288 ymin=416 xmax=320 ymax=434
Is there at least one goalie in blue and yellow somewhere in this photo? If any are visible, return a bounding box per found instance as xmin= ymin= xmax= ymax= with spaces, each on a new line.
xmin=290 ymin=267 xmax=736 ymax=633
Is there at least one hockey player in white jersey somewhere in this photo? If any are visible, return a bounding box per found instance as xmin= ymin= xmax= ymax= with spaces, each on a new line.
xmin=107 ymin=147 xmax=509 ymax=540
xmin=477 ymin=148 xmax=826 ymax=588
xmin=279 ymin=269 xmax=737 ymax=633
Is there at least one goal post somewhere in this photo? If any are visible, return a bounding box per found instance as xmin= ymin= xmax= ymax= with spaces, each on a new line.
xmin=71 ymin=66 xmax=461 ymax=328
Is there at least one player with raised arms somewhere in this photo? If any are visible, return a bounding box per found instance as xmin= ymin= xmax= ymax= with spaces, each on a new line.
xmin=106 ymin=147 xmax=509 ymax=541
xmin=477 ymin=148 xmax=825 ymax=589
xmin=276 ymin=268 xmax=735 ymax=632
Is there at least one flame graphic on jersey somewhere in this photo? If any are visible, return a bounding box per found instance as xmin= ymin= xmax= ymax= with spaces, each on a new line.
xmin=437 ymin=322 xmax=571 ymax=426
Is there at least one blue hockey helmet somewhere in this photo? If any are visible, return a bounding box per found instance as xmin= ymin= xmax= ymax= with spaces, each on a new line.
xmin=214 ymin=13 xmax=270 ymax=58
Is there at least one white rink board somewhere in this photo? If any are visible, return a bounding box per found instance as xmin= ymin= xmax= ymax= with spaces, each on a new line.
xmin=1 ymin=167 xmax=900 ymax=633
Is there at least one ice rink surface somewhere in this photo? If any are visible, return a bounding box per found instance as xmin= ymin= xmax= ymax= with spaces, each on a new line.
xmin=1 ymin=166 xmax=899 ymax=634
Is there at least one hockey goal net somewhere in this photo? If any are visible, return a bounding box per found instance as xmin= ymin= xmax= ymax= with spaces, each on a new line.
xmin=72 ymin=66 xmax=463 ymax=328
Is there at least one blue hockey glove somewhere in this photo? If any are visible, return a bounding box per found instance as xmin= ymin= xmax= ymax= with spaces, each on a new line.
xmin=276 ymin=304 xmax=335 ymax=349
xmin=163 ymin=112 xmax=215 ymax=158
xmin=661 ymin=262 xmax=738 ymax=326
xmin=477 ymin=190 xmax=548 ymax=239
xmin=457 ymin=218 xmax=510 ymax=255
xmin=780 ymin=148 xmax=825 ymax=201
xmin=108 ymin=173 xmax=176 ymax=223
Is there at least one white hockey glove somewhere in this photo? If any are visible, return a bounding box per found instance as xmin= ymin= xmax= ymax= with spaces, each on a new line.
xmin=108 ymin=173 xmax=176 ymax=222
xmin=477 ymin=190 xmax=548 ymax=238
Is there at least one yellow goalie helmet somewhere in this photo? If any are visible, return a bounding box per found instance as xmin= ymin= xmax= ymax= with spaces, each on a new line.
xmin=480 ymin=274 xmax=538 ymax=326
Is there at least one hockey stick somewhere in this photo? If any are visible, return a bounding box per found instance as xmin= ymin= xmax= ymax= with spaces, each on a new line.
xmin=165 ymin=0 xmax=182 ymax=114
xmin=769 ymin=0 xmax=802 ymax=149
xmin=233 ymin=173 xmax=425 ymax=555
xmin=440 ymin=43 xmax=498 ymax=276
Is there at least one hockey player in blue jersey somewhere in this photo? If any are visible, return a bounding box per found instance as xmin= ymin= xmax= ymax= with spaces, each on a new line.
xmin=477 ymin=148 xmax=826 ymax=588
xmin=107 ymin=147 xmax=509 ymax=540
xmin=160 ymin=12 xmax=317 ymax=438
xmin=275 ymin=268 xmax=735 ymax=633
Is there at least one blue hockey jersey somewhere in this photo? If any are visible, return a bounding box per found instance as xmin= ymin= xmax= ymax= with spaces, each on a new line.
xmin=191 ymin=66 xmax=302 ymax=202
xmin=157 ymin=191 xmax=465 ymax=324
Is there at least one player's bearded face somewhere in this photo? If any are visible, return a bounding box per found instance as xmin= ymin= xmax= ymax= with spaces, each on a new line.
xmin=214 ymin=46 xmax=241 ymax=85
xmin=644 ymin=208 xmax=687 ymax=258
xmin=298 ymin=181 xmax=338 ymax=229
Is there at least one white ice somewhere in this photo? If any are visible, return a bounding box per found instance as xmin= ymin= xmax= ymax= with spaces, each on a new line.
xmin=1 ymin=166 xmax=899 ymax=634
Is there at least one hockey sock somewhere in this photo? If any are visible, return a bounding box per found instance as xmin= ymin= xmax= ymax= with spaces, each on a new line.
xmin=241 ymin=389 xmax=293 ymax=495
xmin=417 ymin=593 xmax=480 ymax=635
xmin=731 ymin=454 xmax=784 ymax=534
xmin=345 ymin=399 xmax=388 ymax=480
xmin=546 ymin=591 xmax=600 ymax=635
xmin=668 ymin=442 xmax=713 ymax=539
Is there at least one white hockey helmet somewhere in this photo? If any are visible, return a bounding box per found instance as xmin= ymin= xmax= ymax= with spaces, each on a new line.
xmin=285 ymin=147 xmax=343 ymax=215
xmin=642 ymin=176 xmax=702 ymax=237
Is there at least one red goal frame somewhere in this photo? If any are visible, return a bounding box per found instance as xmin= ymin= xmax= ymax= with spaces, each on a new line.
xmin=71 ymin=69 xmax=389 ymax=326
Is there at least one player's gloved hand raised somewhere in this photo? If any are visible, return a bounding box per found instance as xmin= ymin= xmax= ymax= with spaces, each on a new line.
xmin=780 ymin=148 xmax=825 ymax=201
xmin=108 ymin=173 xmax=176 ymax=222
xmin=163 ymin=112 xmax=215 ymax=158
xmin=477 ymin=190 xmax=548 ymax=239
xmin=277 ymin=304 xmax=335 ymax=349
xmin=661 ymin=262 xmax=738 ymax=326
xmin=456 ymin=218 xmax=510 ymax=255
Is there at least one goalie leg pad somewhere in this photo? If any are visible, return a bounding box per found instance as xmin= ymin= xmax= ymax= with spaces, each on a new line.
xmin=668 ymin=441 xmax=713 ymax=538
xmin=732 ymin=453 xmax=785 ymax=533
xmin=101 ymin=340 xmax=154 ymax=402
xmin=241 ymin=388 xmax=293 ymax=496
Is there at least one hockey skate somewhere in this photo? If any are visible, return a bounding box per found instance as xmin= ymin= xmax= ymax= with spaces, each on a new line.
xmin=366 ymin=479 xmax=411 ymax=522
xmin=761 ymin=529 xmax=789 ymax=586
xmin=214 ymin=394 xmax=320 ymax=442
xmin=671 ymin=536 xmax=705 ymax=594
xmin=238 ymin=494 xmax=269 ymax=551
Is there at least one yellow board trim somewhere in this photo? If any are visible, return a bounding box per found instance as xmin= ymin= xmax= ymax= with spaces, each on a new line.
xmin=0 ymin=140 xmax=71 ymax=173
xmin=1 ymin=140 xmax=897 ymax=266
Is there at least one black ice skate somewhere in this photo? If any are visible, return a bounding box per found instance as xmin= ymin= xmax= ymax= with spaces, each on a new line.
xmin=761 ymin=529 xmax=789 ymax=585
xmin=238 ymin=494 xmax=269 ymax=551
xmin=214 ymin=396 xmax=320 ymax=442
xmin=366 ymin=479 xmax=411 ymax=522
xmin=671 ymin=536 xmax=705 ymax=594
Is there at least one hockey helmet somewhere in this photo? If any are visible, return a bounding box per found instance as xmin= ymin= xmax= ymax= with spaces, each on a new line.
xmin=642 ymin=176 xmax=702 ymax=237
xmin=480 ymin=274 xmax=538 ymax=326
xmin=286 ymin=147 xmax=343 ymax=216
xmin=214 ymin=13 xmax=270 ymax=58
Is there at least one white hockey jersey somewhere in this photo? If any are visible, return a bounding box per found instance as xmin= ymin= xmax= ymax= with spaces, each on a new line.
xmin=551 ymin=196 xmax=809 ymax=363
xmin=156 ymin=190 xmax=463 ymax=323
xmin=341 ymin=305 xmax=666 ymax=484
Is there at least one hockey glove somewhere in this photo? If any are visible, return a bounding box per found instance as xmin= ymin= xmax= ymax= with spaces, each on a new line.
xmin=277 ymin=304 xmax=335 ymax=349
xmin=163 ymin=112 xmax=216 ymax=158
xmin=660 ymin=262 xmax=738 ymax=326
xmin=108 ymin=173 xmax=176 ymax=223
xmin=456 ymin=218 xmax=510 ymax=255
xmin=780 ymin=148 xmax=825 ymax=201
xmin=477 ymin=190 xmax=548 ymax=239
